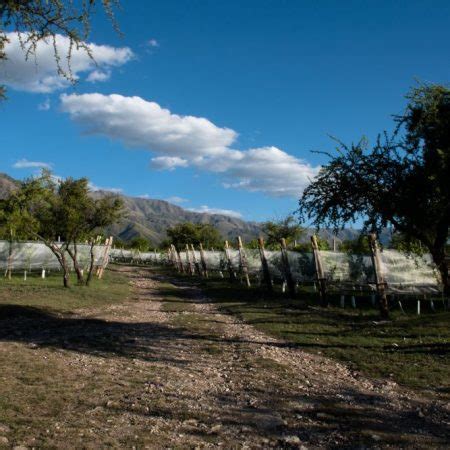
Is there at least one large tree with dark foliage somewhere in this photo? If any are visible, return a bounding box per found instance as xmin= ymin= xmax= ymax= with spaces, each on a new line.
xmin=299 ymin=84 xmax=450 ymax=295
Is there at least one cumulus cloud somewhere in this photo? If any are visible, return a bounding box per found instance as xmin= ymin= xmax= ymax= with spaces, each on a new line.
xmin=60 ymin=93 xmax=236 ymax=158
xmin=60 ymin=93 xmax=320 ymax=197
xmin=150 ymin=156 xmax=188 ymax=170
xmin=0 ymin=32 xmax=133 ymax=93
xmin=86 ymin=69 xmax=111 ymax=83
xmin=88 ymin=182 xmax=122 ymax=193
xmin=187 ymin=205 xmax=243 ymax=219
xmin=13 ymin=158 xmax=52 ymax=169
xmin=165 ymin=196 xmax=188 ymax=204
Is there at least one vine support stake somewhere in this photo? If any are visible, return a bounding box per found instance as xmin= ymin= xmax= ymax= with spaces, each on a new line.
xmin=311 ymin=235 xmax=328 ymax=307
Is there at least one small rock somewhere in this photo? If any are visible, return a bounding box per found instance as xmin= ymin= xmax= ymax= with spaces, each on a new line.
xmin=13 ymin=446 xmax=28 ymax=450
xmin=371 ymin=434 xmax=382 ymax=441
xmin=0 ymin=437 xmax=9 ymax=445
xmin=0 ymin=425 xmax=10 ymax=434
xmin=283 ymin=435 xmax=301 ymax=445
xmin=27 ymin=343 xmax=38 ymax=349
xmin=210 ymin=424 xmax=222 ymax=433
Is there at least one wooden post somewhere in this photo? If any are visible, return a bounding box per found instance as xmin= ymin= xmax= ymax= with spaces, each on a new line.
xmin=190 ymin=244 xmax=202 ymax=276
xmin=199 ymin=243 xmax=209 ymax=278
xmin=98 ymin=236 xmax=113 ymax=279
xmin=185 ymin=244 xmax=195 ymax=275
xmin=168 ymin=245 xmax=177 ymax=270
xmin=258 ymin=237 xmax=273 ymax=291
xmin=311 ymin=235 xmax=328 ymax=306
xmin=280 ymin=238 xmax=296 ymax=297
xmin=237 ymin=236 xmax=251 ymax=287
xmin=224 ymin=240 xmax=236 ymax=282
xmin=368 ymin=233 xmax=389 ymax=318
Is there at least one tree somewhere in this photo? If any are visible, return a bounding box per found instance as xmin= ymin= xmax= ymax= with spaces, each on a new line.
xmin=55 ymin=178 xmax=123 ymax=285
xmin=0 ymin=0 xmax=120 ymax=96
xmin=0 ymin=172 xmax=123 ymax=287
xmin=262 ymin=215 xmax=304 ymax=249
xmin=299 ymin=84 xmax=450 ymax=299
xmin=130 ymin=236 xmax=151 ymax=252
xmin=166 ymin=222 xmax=223 ymax=250
xmin=0 ymin=172 xmax=74 ymax=286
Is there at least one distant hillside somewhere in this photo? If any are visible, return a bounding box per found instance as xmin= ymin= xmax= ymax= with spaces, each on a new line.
xmin=0 ymin=173 xmax=18 ymax=198
xmin=92 ymin=191 xmax=262 ymax=245
xmin=0 ymin=173 xmax=391 ymax=246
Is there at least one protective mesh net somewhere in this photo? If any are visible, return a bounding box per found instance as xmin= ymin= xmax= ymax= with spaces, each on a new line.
xmin=379 ymin=250 xmax=440 ymax=294
xmin=165 ymin=246 xmax=442 ymax=294
xmin=0 ymin=240 xmax=107 ymax=271
xmin=109 ymin=248 xmax=164 ymax=264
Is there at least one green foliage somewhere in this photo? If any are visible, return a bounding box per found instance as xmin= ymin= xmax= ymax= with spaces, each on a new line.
xmin=390 ymin=232 xmax=426 ymax=256
xmin=0 ymin=171 xmax=123 ymax=286
xmin=339 ymin=236 xmax=371 ymax=254
xmin=130 ymin=236 xmax=151 ymax=252
xmin=262 ymin=215 xmax=304 ymax=249
xmin=299 ymin=83 xmax=450 ymax=293
xmin=166 ymin=222 xmax=223 ymax=250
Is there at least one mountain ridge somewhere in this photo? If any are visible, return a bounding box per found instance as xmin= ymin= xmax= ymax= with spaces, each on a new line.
xmin=0 ymin=173 xmax=391 ymax=245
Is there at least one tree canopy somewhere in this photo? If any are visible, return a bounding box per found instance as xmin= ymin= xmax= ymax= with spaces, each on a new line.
xmin=0 ymin=171 xmax=123 ymax=287
xmin=299 ymin=84 xmax=450 ymax=294
xmin=165 ymin=222 xmax=223 ymax=250
xmin=262 ymin=215 xmax=304 ymax=249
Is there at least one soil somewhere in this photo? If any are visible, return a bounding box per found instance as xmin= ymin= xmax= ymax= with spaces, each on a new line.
xmin=0 ymin=266 xmax=449 ymax=448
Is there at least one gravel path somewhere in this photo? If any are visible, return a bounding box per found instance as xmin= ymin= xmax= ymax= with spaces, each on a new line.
xmin=1 ymin=266 xmax=448 ymax=448
xmin=90 ymin=267 xmax=449 ymax=448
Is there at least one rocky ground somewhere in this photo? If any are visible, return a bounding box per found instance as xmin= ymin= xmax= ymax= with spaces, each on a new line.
xmin=0 ymin=266 xmax=449 ymax=448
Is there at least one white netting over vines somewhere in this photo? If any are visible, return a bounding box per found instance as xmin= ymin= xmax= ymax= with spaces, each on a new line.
xmin=0 ymin=240 xmax=107 ymax=271
xmin=109 ymin=248 xmax=164 ymax=264
xmin=379 ymin=250 xmax=440 ymax=294
xmin=165 ymin=246 xmax=442 ymax=295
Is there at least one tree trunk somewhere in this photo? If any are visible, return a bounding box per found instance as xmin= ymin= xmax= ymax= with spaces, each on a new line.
xmin=59 ymin=252 xmax=71 ymax=288
xmin=67 ymin=242 xmax=84 ymax=284
xmin=431 ymin=247 xmax=449 ymax=297
xmin=85 ymin=240 xmax=96 ymax=286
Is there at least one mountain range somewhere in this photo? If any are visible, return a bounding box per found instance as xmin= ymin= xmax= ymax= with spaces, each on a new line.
xmin=0 ymin=173 xmax=390 ymax=246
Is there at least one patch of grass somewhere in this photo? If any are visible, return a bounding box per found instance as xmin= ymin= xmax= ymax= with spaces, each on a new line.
xmin=190 ymin=276 xmax=450 ymax=396
xmin=0 ymin=266 xmax=130 ymax=313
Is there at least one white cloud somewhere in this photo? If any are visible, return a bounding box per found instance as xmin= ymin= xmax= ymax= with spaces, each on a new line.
xmin=0 ymin=32 xmax=133 ymax=93
xmin=38 ymin=98 xmax=50 ymax=111
xmin=13 ymin=158 xmax=52 ymax=169
xmin=88 ymin=182 xmax=122 ymax=194
xmin=86 ymin=69 xmax=111 ymax=83
xmin=60 ymin=93 xmax=236 ymax=158
xmin=187 ymin=205 xmax=243 ymax=219
xmin=60 ymin=93 xmax=320 ymax=197
xmin=165 ymin=196 xmax=188 ymax=204
xmin=150 ymin=156 xmax=188 ymax=170
xmin=147 ymin=39 xmax=159 ymax=48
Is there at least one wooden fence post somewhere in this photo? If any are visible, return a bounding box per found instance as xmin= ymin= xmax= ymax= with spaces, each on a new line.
xmin=237 ymin=236 xmax=251 ymax=287
xmin=258 ymin=237 xmax=273 ymax=291
xmin=368 ymin=233 xmax=389 ymax=318
xmin=311 ymin=235 xmax=328 ymax=306
xmin=173 ymin=245 xmax=185 ymax=273
xmin=98 ymin=236 xmax=113 ymax=279
xmin=280 ymin=238 xmax=296 ymax=297
xmin=185 ymin=244 xmax=195 ymax=275
xmin=224 ymin=240 xmax=236 ymax=282
xmin=169 ymin=245 xmax=178 ymax=271
xmin=199 ymin=243 xmax=209 ymax=278
xmin=190 ymin=244 xmax=202 ymax=276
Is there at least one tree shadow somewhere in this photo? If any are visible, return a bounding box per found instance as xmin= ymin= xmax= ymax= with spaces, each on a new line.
xmin=0 ymin=304 xmax=196 ymax=364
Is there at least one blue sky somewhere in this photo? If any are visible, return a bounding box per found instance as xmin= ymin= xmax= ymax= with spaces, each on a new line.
xmin=1 ymin=0 xmax=449 ymax=222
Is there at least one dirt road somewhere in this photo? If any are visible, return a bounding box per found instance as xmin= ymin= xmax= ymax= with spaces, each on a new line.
xmin=1 ymin=267 xmax=449 ymax=448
